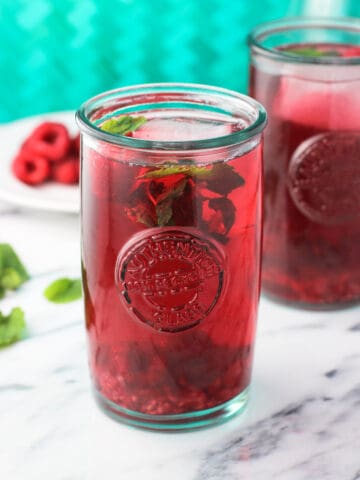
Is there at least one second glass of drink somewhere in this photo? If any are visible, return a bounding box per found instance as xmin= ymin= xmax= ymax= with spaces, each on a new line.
xmin=249 ymin=18 xmax=360 ymax=308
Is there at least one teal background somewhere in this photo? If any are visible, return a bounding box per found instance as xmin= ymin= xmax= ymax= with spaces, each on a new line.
xmin=0 ymin=0 xmax=359 ymax=122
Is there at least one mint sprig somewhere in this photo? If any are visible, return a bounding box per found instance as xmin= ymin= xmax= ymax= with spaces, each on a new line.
xmin=142 ymin=163 xmax=244 ymax=195
xmin=44 ymin=278 xmax=82 ymax=304
xmin=284 ymin=46 xmax=340 ymax=58
xmin=155 ymin=178 xmax=188 ymax=226
xmin=0 ymin=244 xmax=29 ymax=298
xmin=0 ymin=307 xmax=26 ymax=347
xmin=100 ymin=115 xmax=147 ymax=135
xmin=142 ymin=165 xmax=212 ymax=179
xmin=127 ymin=162 xmax=245 ymax=233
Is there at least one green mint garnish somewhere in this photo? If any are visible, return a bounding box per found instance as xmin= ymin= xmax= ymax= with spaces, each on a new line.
xmin=142 ymin=163 xmax=244 ymax=195
xmin=205 ymin=163 xmax=245 ymax=195
xmin=208 ymin=197 xmax=236 ymax=234
xmin=0 ymin=244 xmax=29 ymax=298
xmin=128 ymin=162 xmax=245 ymax=232
xmin=125 ymin=204 xmax=156 ymax=228
xmin=142 ymin=165 xmax=212 ymax=179
xmin=44 ymin=278 xmax=82 ymax=304
xmin=284 ymin=46 xmax=340 ymax=58
xmin=0 ymin=307 xmax=26 ymax=347
xmin=155 ymin=178 xmax=188 ymax=226
xmin=100 ymin=115 xmax=147 ymax=135
xmin=1 ymin=268 xmax=23 ymax=290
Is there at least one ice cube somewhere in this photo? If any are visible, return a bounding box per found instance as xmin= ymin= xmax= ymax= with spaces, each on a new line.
xmin=132 ymin=117 xmax=235 ymax=142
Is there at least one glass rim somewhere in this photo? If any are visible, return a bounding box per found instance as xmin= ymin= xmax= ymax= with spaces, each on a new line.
xmin=75 ymin=82 xmax=267 ymax=151
xmin=248 ymin=16 xmax=360 ymax=65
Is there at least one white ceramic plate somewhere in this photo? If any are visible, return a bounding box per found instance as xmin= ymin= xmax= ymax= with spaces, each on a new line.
xmin=0 ymin=111 xmax=79 ymax=213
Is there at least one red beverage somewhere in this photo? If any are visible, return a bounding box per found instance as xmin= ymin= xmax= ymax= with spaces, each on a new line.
xmin=249 ymin=19 xmax=360 ymax=307
xmin=77 ymin=84 xmax=266 ymax=429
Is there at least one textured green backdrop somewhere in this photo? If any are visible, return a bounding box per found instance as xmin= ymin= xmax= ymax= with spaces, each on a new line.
xmin=0 ymin=0 xmax=359 ymax=122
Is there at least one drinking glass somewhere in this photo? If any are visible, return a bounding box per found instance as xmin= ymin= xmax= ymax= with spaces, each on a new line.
xmin=76 ymin=83 xmax=266 ymax=430
xmin=249 ymin=18 xmax=360 ymax=308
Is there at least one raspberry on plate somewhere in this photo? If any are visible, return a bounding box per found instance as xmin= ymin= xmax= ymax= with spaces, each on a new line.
xmin=25 ymin=122 xmax=71 ymax=162
xmin=69 ymin=134 xmax=80 ymax=156
xmin=52 ymin=157 xmax=79 ymax=184
xmin=12 ymin=151 xmax=50 ymax=185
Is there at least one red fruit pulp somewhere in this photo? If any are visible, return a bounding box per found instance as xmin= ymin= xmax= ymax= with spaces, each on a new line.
xmin=81 ymin=114 xmax=262 ymax=415
xmin=250 ymin=42 xmax=360 ymax=306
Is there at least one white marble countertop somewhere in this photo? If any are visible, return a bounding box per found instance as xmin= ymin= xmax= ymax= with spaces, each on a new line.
xmin=1 ymin=199 xmax=360 ymax=480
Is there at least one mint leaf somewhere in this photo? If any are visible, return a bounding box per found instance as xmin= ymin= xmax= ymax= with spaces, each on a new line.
xmin=125 ymin=182 xmax=157 ymax=227
xmin=156 ymin=178 xmax=188 ymax=226
xmin=208 ymin=197 xmax=236 ymax=234
xmin=44 ymin=278 xmax=82 ymax=303
xmin=284 ymin=46 xmax=340 ymax=58
xmin=0 ymin=244 xmax=29 ymax=285
xmin=205 ymin=163 xmax=245 ymax=195
xmin=0 ymin=268 xmax=23 ymax=290
xmin=100 ymin=115 xmax=147 ymax=135
xmin=142 ymin=163 xmax=244 ymax=195
xmin=0 ymin=307 xmax=26 ymax=347
xmin=201 ymin=197 xmax=236 ymax=244
xmin=125 ymin=204 xmax=156 ymax=227
xmin=142 ymin=165 xmax=212 ymax=179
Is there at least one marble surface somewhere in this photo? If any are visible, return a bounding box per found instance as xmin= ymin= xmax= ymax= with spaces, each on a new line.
xmin=1 ymin=199 xmax=360 ymax=480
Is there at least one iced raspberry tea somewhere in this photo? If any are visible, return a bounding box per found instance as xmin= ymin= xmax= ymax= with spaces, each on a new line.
xmin=249 ymin=18 xmax=360 ymax=307
xmin=77 ymin=84 xmax=266 ymax=429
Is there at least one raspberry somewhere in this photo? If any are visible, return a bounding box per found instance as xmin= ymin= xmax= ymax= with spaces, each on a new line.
xmin=12 ymin=151 xmax=50 ymax=185
xmin=69 ymin=134 xmax=80 ymax=157
xmin=52 ymin=157 xmax=79 ymax=184
xmin=25 ymin=122 xmax=71 ymax=162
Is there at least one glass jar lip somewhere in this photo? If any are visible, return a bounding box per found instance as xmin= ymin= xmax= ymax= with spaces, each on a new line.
xmin=248 ymin=16 xmax=360 ymax=65
xmin=75 ymin=82 xmax=267 ymax=151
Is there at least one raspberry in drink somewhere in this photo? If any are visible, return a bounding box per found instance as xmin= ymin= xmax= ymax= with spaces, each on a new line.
xmin=249 ymin=18 xmax=360 ymax=307
xmin=77 ymin=84 xmax=266 ymax=429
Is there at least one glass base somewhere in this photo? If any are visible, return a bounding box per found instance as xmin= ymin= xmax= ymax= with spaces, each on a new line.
xmin=262 ymin=290 xmax=360 ymax=311
xmin=94 ymin=387 xmax=249 ymax=432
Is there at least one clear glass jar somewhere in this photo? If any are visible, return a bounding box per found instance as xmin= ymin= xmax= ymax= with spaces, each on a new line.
xmin=249 ymin=18 xmax=360 ymax=308
xmin=76 ymin=83 xmax=266 ymax=430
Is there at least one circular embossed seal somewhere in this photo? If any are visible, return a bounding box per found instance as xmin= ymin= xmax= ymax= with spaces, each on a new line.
xmin=115 ymin=230 xmax=224 ymax=332
xmin=288 ymin=132 xmax=360 ymax=225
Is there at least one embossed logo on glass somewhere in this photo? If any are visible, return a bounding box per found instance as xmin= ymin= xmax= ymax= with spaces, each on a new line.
xmin=288 ymin=132 xmax=360 ymax=225
xmin=115 ymin=230 xmax=224 ymax=332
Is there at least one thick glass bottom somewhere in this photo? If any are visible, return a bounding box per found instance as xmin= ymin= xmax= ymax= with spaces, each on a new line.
xmin=262 ymin=289 xmax=360 ymax=311
xmin=94 ymin=387 xmax=249 ymax=432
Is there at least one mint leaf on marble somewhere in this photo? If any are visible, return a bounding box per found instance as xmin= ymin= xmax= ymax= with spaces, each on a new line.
xmin=0 ymin=307 xmax=26 ymax=347
xmin=44 ymin=278 xmax=82 ymax=304
xmin=100 ymin=115 xmax=147 ymax=135
xmin=1 ymin=268 xmax=23 ymax=290
xmin=0 ymin=244 xmax=29 ymax=296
